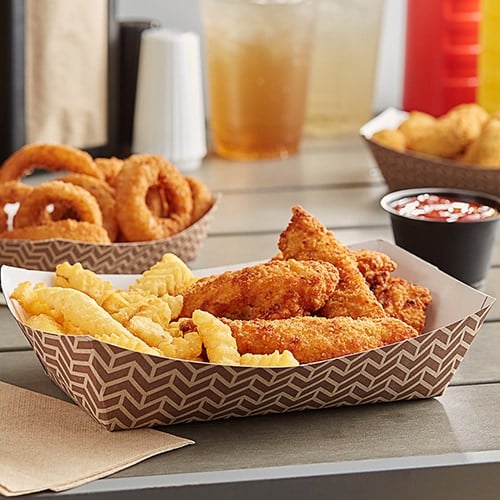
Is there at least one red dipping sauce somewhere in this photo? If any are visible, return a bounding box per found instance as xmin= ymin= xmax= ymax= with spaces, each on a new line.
xmin=392 ymin=194 xmax=498 ymax=222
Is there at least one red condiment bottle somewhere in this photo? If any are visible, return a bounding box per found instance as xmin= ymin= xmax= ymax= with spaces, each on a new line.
xmin=403 ymin=0 xmax=480 ymax=117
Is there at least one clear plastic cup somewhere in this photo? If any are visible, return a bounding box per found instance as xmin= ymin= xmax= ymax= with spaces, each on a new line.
xmin=304 ymin=0 xmax=383 ymax=137
xmin=201 ymin=0 xmax=317 ymax=160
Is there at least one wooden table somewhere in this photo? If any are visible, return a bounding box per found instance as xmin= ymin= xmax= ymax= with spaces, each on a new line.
xmin=1 ymin=135 xmax=499 ymax=499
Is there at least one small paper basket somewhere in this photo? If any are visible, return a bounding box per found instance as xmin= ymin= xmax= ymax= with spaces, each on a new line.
xmin=2 ymin=239 xmax=495 ymax=431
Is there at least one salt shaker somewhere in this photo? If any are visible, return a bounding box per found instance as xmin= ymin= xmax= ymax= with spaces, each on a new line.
xmin=132 ymin=29 xmax=207 ymax=171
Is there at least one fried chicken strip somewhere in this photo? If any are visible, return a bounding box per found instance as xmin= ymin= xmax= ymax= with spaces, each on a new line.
xmin=373 ymin=277 xmax=432 ymax=334
xmin=221 ymin=316 xmax=419 ymax=364
xmin=353 ymin=249 xmax=397 ymax=289
xmin=180 ymin=259 xmax=340 ymax=320
xmin=278 ymin=206 xmax=386 ymax=319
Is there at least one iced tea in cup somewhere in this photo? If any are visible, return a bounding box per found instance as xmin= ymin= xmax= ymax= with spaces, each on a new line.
xmin=201 ymin=0 xmax=317 ymax=160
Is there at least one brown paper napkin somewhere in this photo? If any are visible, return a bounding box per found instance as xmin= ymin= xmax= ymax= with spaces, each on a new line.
xmin=0 ymin=381 xmax=194 ymax=496
xmin=25 ymin=0 xmax=108 ymax=148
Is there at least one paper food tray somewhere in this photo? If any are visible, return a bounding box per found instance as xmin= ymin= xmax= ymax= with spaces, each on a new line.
xmin=0 ymin=195 xmax=220 ymax=274
xmin=360 ymin=108 xmax=500 ymax=197
xmin=1 ymin=239 xmax=495 ymax=431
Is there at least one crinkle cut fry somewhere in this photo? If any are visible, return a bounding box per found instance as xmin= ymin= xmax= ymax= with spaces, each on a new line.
xmin=278 ymin=205 xmax=386 ymax=319
xmin=222 ymin=316 xmax=418 ymax=364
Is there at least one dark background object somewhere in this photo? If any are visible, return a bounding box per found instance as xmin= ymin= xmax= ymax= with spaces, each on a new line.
xmin=118 ymin=19 xmax=161 ymax=158
xmin=0 ymin=0 xmax=26 ymax=164
xmin=0 ymin=0 xmax=119 ymax=164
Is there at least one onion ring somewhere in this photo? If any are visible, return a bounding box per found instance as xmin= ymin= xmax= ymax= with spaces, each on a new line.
xmin=185 ymin=176 xmax=214 ymax=224
xmin=0 ymin=181 xmax=34 ymax=232
xmin=0 ymin=143 xmax=103 ymax=182
xmin=145 ymin=185 xmax=169 ymax=217
xmin=0 ymin=219 xmax=110 ymax=244
xmin=115 ymin=154 xmax=193 ymax=241
xmin=57 ymin=173 xmax=118 ymax=241
xmin=14 ymin=180 xmax=103 ymax=229
xmin=95 ymin=157 xmax=124 ymax=187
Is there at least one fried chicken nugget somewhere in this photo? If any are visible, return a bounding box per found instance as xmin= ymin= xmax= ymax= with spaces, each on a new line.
xmin=372 ymin=277 xmax=432 ymax=334
xmin=278 ymin=206 xmax=386 ymax=319
xmin=371 ymin=129 xmax=407 ymax=152
xmin=397 ymin=110 xmax=436 ymax=148
xmin=461 ymin=115 xmax=500 ymax=168
xmin=222 ymin=316 xmax=419 ymax=364
xmin=408 ymin=103 xmax=489 ymax=158
xmin=180 ymin=258 xmax=340 ymax=320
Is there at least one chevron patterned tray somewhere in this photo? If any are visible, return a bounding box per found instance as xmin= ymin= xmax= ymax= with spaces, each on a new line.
xmin=0 ymin=195 xmax=220 ymax=274
xmin=2 ymin=240 xmax=495 ymax=431
xmin=360 ymin=108 xmax=500 ymax=197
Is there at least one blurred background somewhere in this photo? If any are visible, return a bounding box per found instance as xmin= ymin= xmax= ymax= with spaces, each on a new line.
xmin=3 ymin=0 xmax=490 ymax=162
xmin=116 ymin=0 xmax=406 ymax=113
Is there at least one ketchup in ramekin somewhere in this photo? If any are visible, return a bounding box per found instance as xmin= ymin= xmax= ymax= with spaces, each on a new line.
xmin=391 ymin=193 xmax=498 ymax=222
xmin=380 ymin=188 xmax=500 ymax=287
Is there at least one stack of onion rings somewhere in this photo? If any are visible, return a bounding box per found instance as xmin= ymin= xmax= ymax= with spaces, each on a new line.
xmin=0 ymin=143 xmax=102 ymax=182
xmin=0 ymin=181 xmax=34 ymax=232
xmin=0 ymin=144 xmax=214 ymax=244
xmin=14 ymin=180 xmax=103 ymax=229
xmin=58 ymin=173 xmax=118 ymax=242
xmin=115 ymin=154 xmax=194 ymax=241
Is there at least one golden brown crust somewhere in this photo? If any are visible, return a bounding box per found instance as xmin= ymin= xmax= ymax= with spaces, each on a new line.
xmin=461 ymin=116 xmax=500 ymax=167
xmin=222 ymin=316 xmax=418 ymax=364
xmin=397 ymin=104 xmax=490 ymax=159
xmin=0 ymin=143 xmax=102 ymax=182
xmin=186 ymin=176 xmax=214 ymax=224
xmin=0 ymin=181 xmax=34 ymax=231
xmin=181 ymin=259 xmax=340 ymax=320
xmin=372 ymin=277 xmax=432 ymax=334
xmin=371 ymin=129 xmax=407 ymax=152
xmin=57 ymin=173 xmax=118 ymax=241
xmin=13 ymin=180 xmax=103 ymax=229
xmin=278 ymin=205 xmax=386 ymax=319
xmin=114 ymin=154 xmax=193 ymax=241
xmin=353 ymin=249 xmax=397 ymax=289
xmin=94 ymin=157 xmax=124 ymax=187
xmin=0 ymin=219 xmax=111 ymax=244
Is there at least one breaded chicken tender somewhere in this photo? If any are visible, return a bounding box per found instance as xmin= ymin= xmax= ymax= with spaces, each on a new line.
xmin=222 ymin=316 xmax=419 ymax=364
xmin=353 ymin=249 xmax=397 ymax=289
xmin=372 ymin=277 xmax=432 ymax=334
xmin=278 ymin=206 xmax=386 ymax=319
xmin=181 ymin=258 xmax=340 ymax=320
